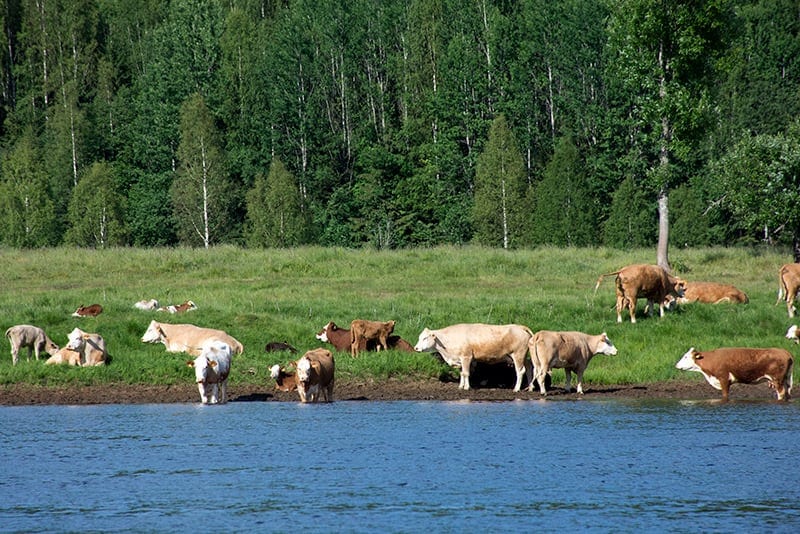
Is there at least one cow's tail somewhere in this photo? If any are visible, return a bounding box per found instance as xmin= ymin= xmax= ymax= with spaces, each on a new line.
xmin=4 ymin=327 xmax=11 ymax=339
xmin=777 ymin=267 xmax=787 ymax=305
xmin=594 ymin=271 xmax=620 ymax=294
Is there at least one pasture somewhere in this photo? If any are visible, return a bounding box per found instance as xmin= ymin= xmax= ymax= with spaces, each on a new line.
xmin=0 ymin=245 xmax=796 ymax=390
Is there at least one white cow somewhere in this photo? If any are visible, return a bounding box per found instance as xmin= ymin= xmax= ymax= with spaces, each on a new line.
xmin=134 ymin=299 xmax=159 ymax=311
xmin=66 ymin=327 xmax=108 ymax=366
xmin=295 ymin=348 xmax=335 ymax=403
xmin=187 ymin=340 xmax=232 ymax=404
xmin=141 ymin=320 xmax=243 ymax=356
xmin=414 ymin=323 xmax=533 ymax=391
xmin=5 ymin=324 xmax=60 ymax=365
xmin=529 ymin=330 xmax=618 ymax=395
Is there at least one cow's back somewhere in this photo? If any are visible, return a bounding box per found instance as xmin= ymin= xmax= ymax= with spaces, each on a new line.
xmin=436 ymin=323 xmax=532 ymax=360
xmin=161 ymin=323 xmax=243 ymax=355
xmin=705 ymin=347 xmax=792 ymax=381
xmin=618 ymin=264 xmax=668 ymax=295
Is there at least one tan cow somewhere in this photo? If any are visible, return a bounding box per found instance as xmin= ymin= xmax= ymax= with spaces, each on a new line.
xmin=776 ymin=263 xmax=800 ymax=317
xmin=140 ymin=320 xmax=244 ymax=356
xmin=66 ymin=327 xmax=108 ymax=366
xmin=674 ymin=281 xmax=749 ymax=305
xmin=350 ymin=319 xmax=395 ymax=357
xmin=530 ymin=331 xmax=618 ymax=395
xmin=414 ymin=323 xmax=533 ymax=391
xmin=5 ymin=324 xmax=60 ymax=365
xmin=676 ymin=347 xmax=793 ymax=401
xmin=595 ymin=264 xmax=686 ymax=323
xmin=295 ymin=348 xmax=335 ymax=403
xmin=45 ymin=347 xmax=82 ymax=366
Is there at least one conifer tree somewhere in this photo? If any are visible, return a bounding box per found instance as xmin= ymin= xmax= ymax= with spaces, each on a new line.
xmin=245 ymin=158 xmax=305 ymax=248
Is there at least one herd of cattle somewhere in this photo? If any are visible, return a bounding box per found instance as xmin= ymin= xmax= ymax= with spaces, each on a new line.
xmin=5 ymin=263 xmax=800 ymax=404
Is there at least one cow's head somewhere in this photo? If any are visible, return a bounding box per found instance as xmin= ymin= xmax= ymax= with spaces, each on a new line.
xmin=786 ymin=325 xmax=799 ymax=343
xmin=188 ymin=354 xmax=217 ymax=384
xmin=598 ymin=333 xmax=618 ymax=356
xmin=66 ymin=328 xmax=86 ymax=350
xmin=296 ymin=355 xmax=314 ymax=384
xmin=315 ymin=322 xmax=336 ymax=342
xmin=675 ymin=347 xmax=702 ymax=372
xmin=141 ymin=320 xmax=165 ymax=344
xmin=414 ymin=328 xmax=437 ymax=353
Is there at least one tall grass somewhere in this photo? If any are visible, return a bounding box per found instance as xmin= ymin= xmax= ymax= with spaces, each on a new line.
xmin=0 ymin=245 xmax=796 ymax=388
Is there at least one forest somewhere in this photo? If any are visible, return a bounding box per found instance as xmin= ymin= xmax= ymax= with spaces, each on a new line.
xmin=0 ymin=0 xmax=798 ymax=253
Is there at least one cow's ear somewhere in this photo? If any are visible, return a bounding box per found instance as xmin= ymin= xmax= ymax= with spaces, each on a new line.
xmin=187 ymin=361 xmax=194 ymax=367
xmin=210 ymin=360 xmax=218 ymax=368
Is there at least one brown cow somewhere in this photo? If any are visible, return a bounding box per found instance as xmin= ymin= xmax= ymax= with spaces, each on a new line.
xmin=676 ymin=347 xmax=793 ymax=401
xmin=673 ymin=281 xmax=749 ymax=305
xmin=529 ymin=331 xmax=618 ymax=395
xmin=595 ymin=264 xmax=686 ymax=323
xmin=350 ymin=319 xmax=395 ymax=357
xmin=72 ymin=304 xmax=103 ymax=317
xmin=316 ymin=321 xmax=413 ymax=353
xmin=157 ymin=300 xmax=198 ymax=314
xmin=269 ymin=364 xmax=298 ymax=392
xmin=295 ymin=348 xmax=335 ymax=403
xmin=776 ymin=263 xmax=800 ymax=317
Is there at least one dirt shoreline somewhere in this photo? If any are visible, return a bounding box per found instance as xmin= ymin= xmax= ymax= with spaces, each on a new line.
xmin=0 ymin=378 xmax=784 ymax=405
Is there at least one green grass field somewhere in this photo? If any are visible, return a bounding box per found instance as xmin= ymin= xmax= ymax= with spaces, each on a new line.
xmin=0 ymin=245 xmax=796 ymax=389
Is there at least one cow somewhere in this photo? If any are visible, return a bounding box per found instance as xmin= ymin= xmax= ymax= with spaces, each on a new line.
xmin=316 ymin=321 xmax=414 ymax=353
xmin=295 ymin=348 xmax=335 ymax=403
xmin=675 ymin=347 xmax=793 ymax=401
xmin=66 ymin=327 xmax=108 ymax=366
xmin=140 ymin=320 xmax=244 ymax=356
xmin=72 ymin=304 xmax=103 ymax=317
xmin=350 ymin=319 xmax=395 ymax=357
xmin=187 ymin=340 xmax=232 ymax=404
xmin=413 ymin=323 xmax=534 ymax=391
xmin=265 ymin=341 xmax=298 ymax=354
xmin=595 ymin=264 xmax=686 ymax=323
xmin=5 ymin=325 xmax=60 ymax=365
xmin=157 ymin=300 xmax=198 ymax=314
xmin=785 ymin=324 xmax=800 ymax=343
xmin=45 ymin=347 xmax=82 ymax=366
xmin=776 ymin=263 xmax=800 ymax=317
xmin=673 ymin=281 xmax=749 ymax=305
xmin=134 ymin=299 xmax=159 ymax=311
xmin=269 ymin=364 xmax=298 ymax=392
xmin=529 ymin=331 xmax=618 ymax=395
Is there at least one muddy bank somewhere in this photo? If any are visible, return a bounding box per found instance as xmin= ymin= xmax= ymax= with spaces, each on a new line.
xmin=0 ymin=378 xmax=783 ymax=405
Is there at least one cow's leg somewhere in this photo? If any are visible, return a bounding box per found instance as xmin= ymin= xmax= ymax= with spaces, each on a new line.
xmin=628 ymin=295 xmax=637 ymax=324
xmin=789 ymin=298 xmax=796 ymax=318
xmin=10 ymin=344 xmax=19 ymax=365
xmin=459 ymin=355 xmax=473 ymax=390
xmin=564 ymin=369 xmax=572 ymax=393
xmin=219 ymin=380 xmax=227 ymax=404
xmin=197 ymin=383 xmax=208 ymax=404
xmin=535 ymin=365 xmax=549 ymax=395
xmin=658 ymin=301 xmax=666 ymax=317
xmin=512 ymin=359 xmax=526 ymax=393
xmin=615 ymin=295 xmax=624 ymax=323
xmin=575 ymin=368 xmax=585 ymax=395
xmin=718 ymin=377 xmax=730 ymax=401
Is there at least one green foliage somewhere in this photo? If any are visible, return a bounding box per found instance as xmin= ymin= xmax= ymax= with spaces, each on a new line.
xmin=602 ymin=176 xmax=656 ymax=248
xmin=245 ymin=158 xmax=306 ymax=248
xmin=473 ymin=115 xmax=526 ymax=248
xmin=530 ymin=136 xmax=598 ymax=246
xmin=65 ymin=162 xmax=127 ymax=247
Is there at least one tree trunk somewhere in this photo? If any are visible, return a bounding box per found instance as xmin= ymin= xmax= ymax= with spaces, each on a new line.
xmin=657 ymin=187 xmax=669 ymax=270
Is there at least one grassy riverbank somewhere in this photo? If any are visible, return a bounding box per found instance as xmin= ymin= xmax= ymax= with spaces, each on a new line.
xmin=0 ymin=245 xmax=796 ymax=390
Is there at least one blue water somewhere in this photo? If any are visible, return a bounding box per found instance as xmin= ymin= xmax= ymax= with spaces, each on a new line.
xmin=1 ymin=399 xmax=799 ymax=533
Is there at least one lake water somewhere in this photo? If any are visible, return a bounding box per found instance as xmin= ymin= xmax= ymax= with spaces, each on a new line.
xmin=2 ymin=399 xmax=799 ymax=533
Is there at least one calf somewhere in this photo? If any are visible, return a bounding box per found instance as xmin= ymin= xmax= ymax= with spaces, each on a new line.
xmin=785 ymin=324 xmax=800 ymax=343
xmin=676 ymin=347 xmax=793 ymax=400
xmin=5 ymin=325 xmax=60 ymax=365
xmin=529 ymin=331 xmax=618 ymax=395
xmin=134 ymin=299 xmax=159 ymax=311
xmin=265 ymin=341 xmax=298 ymax=354
xmin=350 ymin=319 xmax=395 ymax=357
xmin=675 ymin=281 xmax=749 ymax=305
xmin=776 ymin=263 xmax=800 ymax=317
xmin=295 ymin=348 xmax=335 ymax=403
xmin=595 ymin=264 xmax=686 ymax=323
xmin=66 ymin=327 xmax=108 ymax=366
xmin=187 ymin=340 xmax=232 ymax=404
xmin=316 ymin=321 xmax=413 ymax=353
xmin=269 ymin=364 xmax=298 ymax=392
xmin=45 ymin=347 xmax=82 ymax=366
xmin=158 ymin=300 xmax=198 ymax=314
xmin=72 ymin=304 xmax=103 ymax=317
